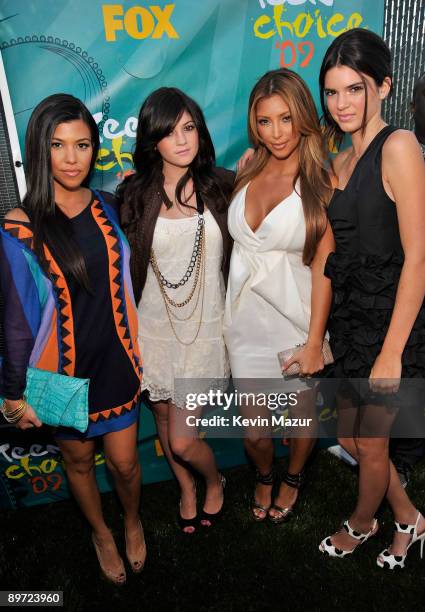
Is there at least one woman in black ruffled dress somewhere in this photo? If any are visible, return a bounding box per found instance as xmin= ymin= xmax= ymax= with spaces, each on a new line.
xmin=317 ymin=29 xmax=425 ymax=570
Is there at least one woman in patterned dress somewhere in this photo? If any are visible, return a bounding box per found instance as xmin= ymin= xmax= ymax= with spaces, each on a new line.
xmin=0 ymin=94 xmax=145 ymax=584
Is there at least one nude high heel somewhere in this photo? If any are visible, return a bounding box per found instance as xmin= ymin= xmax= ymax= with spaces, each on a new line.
xmin=92 ymin=532 xmax=126 ymax=585
xmin=125 ymin=519 xmax=147 ymax=573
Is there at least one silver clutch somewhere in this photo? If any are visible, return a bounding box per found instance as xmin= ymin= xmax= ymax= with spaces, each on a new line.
xmin=277 ymin=339 xmax=334 ymax=379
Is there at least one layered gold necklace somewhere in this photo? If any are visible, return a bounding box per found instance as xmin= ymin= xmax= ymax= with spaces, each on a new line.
xmin=150 ymin=185 xmax=206 ymax=346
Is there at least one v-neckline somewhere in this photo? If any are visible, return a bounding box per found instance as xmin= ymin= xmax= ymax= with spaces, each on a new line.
xmin=243 ymin=181 xmax=295 ymax=235
xmin=335 ymin=125 xmax=392 ymax=194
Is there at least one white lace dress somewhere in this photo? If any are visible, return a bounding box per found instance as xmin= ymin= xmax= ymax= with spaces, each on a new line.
xmin=137 ymin=210 xmax=229 ymax=408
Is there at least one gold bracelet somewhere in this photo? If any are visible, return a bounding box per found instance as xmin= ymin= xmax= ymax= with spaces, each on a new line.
xmin=0 ymin=399 xmax=27 ymax=424
xmin=1 ymin=399 xmax=26 ymax=416
xmin=1 ymin=404 xmax=26 ymax=423
xmin=6 ymin=404 xmax=27 ymax=424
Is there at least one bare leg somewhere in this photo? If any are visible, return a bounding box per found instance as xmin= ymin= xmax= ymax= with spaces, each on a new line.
xmin=152 ymin=400 xmax=197 ymax=531
xmin=169 ymin=404 xmax=223 ymax=515
xmin=57 ymin=437 xmax=125 ymax=579
xmin=269 ymin=388 xmax=317 ymax=518
xmin=326 ymin=436 xmax=386 ymax=551
xmin=381 ymin=459 xmax=425 ymax=555
xmin=244 ymin=437 xmax=275 ymax=519
xmin=338 ymin=437 xmax=358 ymax=459
xmin=239 ymin=398 xmax=274 ymax=520
xmin=336 ymin=393 xmax=360 ymax=460
xmin=103 ymin=423 xmax=145 ymax=568
xmin=328 ymin=402 xmax=396 ymax=550
xmin=339 ymin=436 xmax=425 ymax=555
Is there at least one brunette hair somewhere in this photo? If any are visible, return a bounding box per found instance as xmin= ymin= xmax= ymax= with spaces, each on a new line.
xmin=234 ymin=68 xmax=332 ymax=265
xmin=23 ymin=93 xmax=99 ymax=290
xmin=319 ymin=28 xmax=393 ymax=147
xmin=118 ymin=87 xmax=229 ymax=298
xmin=117 ymin=87 xmax=228 ymax=211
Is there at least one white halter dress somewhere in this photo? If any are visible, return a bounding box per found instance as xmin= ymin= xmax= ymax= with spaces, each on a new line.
xmin=223 ymin=181 xmax=312 ymax=378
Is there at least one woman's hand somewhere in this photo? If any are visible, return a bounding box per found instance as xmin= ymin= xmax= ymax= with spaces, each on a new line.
xmin=282 ymin=343 xmax=324 ymax=377
xmin=3 ymin=399 xmax=42 ymax=429
xmin=236 ymin=148 xmax=256 ymax=173
xmin=369 ymin=350 xmax=402 ymax=394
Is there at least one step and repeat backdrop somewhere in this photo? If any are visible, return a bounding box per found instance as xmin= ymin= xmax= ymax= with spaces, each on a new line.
xmin=0 ymin=0 xmax=384 ymax=508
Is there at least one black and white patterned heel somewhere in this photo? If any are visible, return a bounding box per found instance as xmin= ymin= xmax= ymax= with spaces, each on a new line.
xmin=377 ymin=512 xmax=425 ymax=570
xmin=319 ymin=518 xmax=378 ymax=557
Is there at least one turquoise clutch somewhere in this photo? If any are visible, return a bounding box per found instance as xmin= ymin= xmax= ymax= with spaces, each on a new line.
xmin=1 ymin=365 xmax=89 ymax=433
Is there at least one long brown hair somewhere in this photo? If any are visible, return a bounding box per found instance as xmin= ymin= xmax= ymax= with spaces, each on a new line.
xmin=235 ymin=69 xmax=333 ymax=265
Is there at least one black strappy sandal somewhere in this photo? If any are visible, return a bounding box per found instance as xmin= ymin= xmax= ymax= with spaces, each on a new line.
xmin=251 ymin=468 xmax=274 ymax=522
xmin=269 ymin=469 xmax=304 ymax=524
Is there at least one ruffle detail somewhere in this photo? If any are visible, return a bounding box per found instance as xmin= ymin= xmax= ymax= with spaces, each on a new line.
xmin=325 ymin=251 xmax=425 ymax=377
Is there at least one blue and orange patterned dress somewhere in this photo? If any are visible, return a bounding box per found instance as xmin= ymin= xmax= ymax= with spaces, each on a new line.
xmin=0 ymin=190 xmax=142 ymax=438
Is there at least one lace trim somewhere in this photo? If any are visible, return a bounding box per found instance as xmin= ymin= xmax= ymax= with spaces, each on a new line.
xmin=142 ymin=381 xmax=173 ymax=404
xmin=142 ymin=377 xmax=230 ymax=409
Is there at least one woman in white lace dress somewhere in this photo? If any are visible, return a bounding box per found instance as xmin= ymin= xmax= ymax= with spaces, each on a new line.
xmin=119 ymin=88 xmax=234 ymax=532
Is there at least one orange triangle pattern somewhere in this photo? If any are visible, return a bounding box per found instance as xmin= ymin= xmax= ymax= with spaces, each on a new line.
xmin=89 ymin=389 xmax=141 ymax=422
xmin=3 ymin=222 xmax=75 ymax=376
xmin=4 ymin=222 xmax=34 ymax=249
xmin=90 ymin=200 xmax=142 ymax=382
xmin=42 ymin=245 xmax=76 ymax=376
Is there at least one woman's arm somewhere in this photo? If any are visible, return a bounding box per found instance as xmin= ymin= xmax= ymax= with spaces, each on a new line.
xmin=0 ymin=211 xmax=42 ymax=428
xmin=306 ymin=221 xmax=335 ymax=348
xmin=283 ymin=221 xmax=335 ymax=375
xmin=370 ymin=130 xmax=425 ymax=387
xmin=236 ymin=148 xmax=255 ymax=173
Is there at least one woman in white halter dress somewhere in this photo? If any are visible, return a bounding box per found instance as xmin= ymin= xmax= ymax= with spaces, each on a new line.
xmin=224 ymin=68 xmax=334 ymax=523
xmin=224 ymin=180 xmax=311 ymax=379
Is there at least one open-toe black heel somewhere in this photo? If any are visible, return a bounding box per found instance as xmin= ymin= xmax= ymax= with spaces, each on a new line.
xmin=177 ymin=511 xmax=199 ymax=534
xmin=200 ymin=474 xmax=226 ymax=527
xmin=178 ymin=493 xmax=199 ymax=534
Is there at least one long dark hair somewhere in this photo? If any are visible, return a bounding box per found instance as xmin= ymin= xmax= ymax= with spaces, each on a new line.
xmin=23 ymin=93 xmax=99 ymax=289
xmin=319 ymin=28 xmax=393 ymax=147
xmin=118 ymin=87 xmax=229 ymax=299
xmin=118 ymin=87 xmax=221 ymax=209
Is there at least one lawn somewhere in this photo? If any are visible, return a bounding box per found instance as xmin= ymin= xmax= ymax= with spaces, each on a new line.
xmin=1 ymin=450 xmax=424 ymax=611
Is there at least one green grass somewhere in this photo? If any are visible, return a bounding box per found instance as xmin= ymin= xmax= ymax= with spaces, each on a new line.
xmin=1 ymin=451 xmax=424 ymax=611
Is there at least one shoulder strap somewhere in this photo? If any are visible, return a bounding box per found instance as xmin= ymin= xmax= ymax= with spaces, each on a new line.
xmin=368 ymin=125 xmax=399 ymax=153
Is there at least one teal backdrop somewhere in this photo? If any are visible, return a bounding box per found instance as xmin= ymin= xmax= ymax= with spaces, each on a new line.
xmin=0 ymin=0 xmax=384 ymax=508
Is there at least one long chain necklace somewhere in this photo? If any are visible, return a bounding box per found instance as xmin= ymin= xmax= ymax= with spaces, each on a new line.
xmin=153 ymin=229 xmax=206 ymax=345
xmin=150 ymin=185 xmax=207 ymax=345
xmin=150 ymin=221 xmax=204 ymax=311
xmin=152 ymin=215 xmax=204 ymax=289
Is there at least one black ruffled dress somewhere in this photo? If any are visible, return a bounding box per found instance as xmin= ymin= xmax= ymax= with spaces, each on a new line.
xmin=325 ymin=126 xmax=425 ymax=379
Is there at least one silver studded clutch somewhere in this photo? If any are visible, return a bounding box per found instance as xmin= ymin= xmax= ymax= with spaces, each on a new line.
xmin=277 ymin=339 xmax=334 ymax=378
